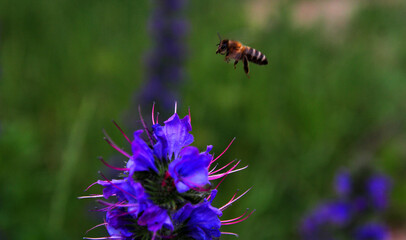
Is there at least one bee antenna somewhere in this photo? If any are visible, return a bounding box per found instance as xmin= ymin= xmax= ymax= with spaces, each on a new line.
xmin=217 ymin=32 xmax=222 ymax=41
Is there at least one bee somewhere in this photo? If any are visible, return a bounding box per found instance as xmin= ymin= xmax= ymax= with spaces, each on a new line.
xmin=216 ymin=33 xmax=268 ymax=77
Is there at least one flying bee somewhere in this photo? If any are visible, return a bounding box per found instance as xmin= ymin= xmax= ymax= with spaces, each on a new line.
xmin=216 ymin=33 xmax=268 ymax=77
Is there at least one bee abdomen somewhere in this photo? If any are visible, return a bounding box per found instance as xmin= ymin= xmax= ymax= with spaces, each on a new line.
xmin=245 ymin=47 xmax=268 ymax=65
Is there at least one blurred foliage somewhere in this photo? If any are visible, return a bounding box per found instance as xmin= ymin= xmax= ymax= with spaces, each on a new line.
xmin=1 ymin=0 xmax=406 ymax=239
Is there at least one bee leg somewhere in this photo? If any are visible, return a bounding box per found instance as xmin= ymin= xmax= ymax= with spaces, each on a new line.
xmin=225 ymin=51 xmax=231 ymax=63
xmin=243 ymin=55 xmax=250 ymax=78
xmin=234 ymin=60 xmax=238 ymax=69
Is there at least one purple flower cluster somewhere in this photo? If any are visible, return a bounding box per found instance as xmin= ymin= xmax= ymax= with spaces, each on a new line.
xmin=82 ymin=106 xmax=252 ymax=240
xmin=300 ymin=168 xmax=392 ymax=240
xmin=139 ymin=0 xmax=188 ymax=112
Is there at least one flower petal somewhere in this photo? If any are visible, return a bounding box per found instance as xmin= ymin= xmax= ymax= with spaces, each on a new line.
xmin=138 ymin=204 xmax=174 ymax=232
xmin=106 ymin=208 xmax=134 ymax=238
xmin=168 ymin=146 xmax=212 ymax=193
xmin=153 ymin=113 xmax=194 ymax=161
xmin=173 ymin=201 xmax=222 ymax=240
xmin=128 ymin=130 xmax=158 ymax=174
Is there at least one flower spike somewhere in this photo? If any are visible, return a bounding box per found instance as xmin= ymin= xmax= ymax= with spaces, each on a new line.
xmin=82 ymin=105 xmax=253 ymax=239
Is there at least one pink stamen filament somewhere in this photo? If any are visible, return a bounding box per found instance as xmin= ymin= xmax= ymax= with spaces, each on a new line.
xmin=111 ymin=203 xmax=139 ymax=208
xmin=96 ymin=200 xmax=125 ymax=208
xmin=86 ymin=222 xmax=107 ymax=234
xmin=214 ymin=171 xmax=229 ymax=190
xmin=221 ymin=209 xmax=249 ymax=223
xmin=208 ymin=188 xmax=238 ymax=202
xmin=209 ymin=160 xmax=236 ymax=175
xmin=219 ymin=187 xmax=252 ymax=211
xmin=98 ymin=156 xmax=129 ymax=171
xmin=112 ymin=120 xmax=131 ymax=143
xmin=138 ymin=105 xmax=154 ymax=146
xmin=221 ymin=209 xmax=255 ymax=225
xmin=83 ymin=237 xmax=122 ymax=240
xmin=78 ymin=194 xmax=104 ymax=199
xmin=209 ymin=137 xmax=236 ymax=166
xmin=84 ymin=181 xmax=99 ymax=192
xmin=116 ymin=208 xmax=140 ymax=217
xmin=95 ymin=200 xmax=131 ymax=213
xmin=89 ymin=207 xmax=110 ymax=212
xmin=208 ymin=163 xmax=218 ymax=174
xmin=209 ymin=160 xmax=242 ymax=181
xmin=152 ymin=102 xmax=156 ymax=125
xmin=95 ymin=206 xmax=117 ymax=213
xmin=228 ymin=189 xmax=240 ymax=202
xmin=103 ymin=133 xmax=131 ymax=158
xmin=221 ymin=232 xmax=239 ymax=237
xmin=209 ymin=165 xmax=248 ymax=180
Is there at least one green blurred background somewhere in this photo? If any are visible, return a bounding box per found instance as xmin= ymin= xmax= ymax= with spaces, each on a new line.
xmin=1 ymin=0 xmax=406 ymax=239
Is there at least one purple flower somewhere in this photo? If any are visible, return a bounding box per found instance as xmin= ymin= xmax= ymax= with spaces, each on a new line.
xmin=97 ymin=177 xmax=147 ymax=216
xmin=138 ymin=0 xmax=189 ymax=111
xmin=82 ymin=107 xmax=252 ymax=239
xmin=173 ymin=198 xmax=222 ymax=239
xmin=168 ymin=146 xmax=212 ymax=193
xmin=127 ymin=112 xmax=210 ymax=194
xmin=300 ymin=168 xmax=392 ymax=240
xmin=301 ymin=200 xmax=351 ymax=238
xmin=327 ymin=201 xmax=352 ymax=225
xmin=137 ymin=204 xmax=173 ymax=232
xmin=152 ymin=113 xmax=194 ymax=160
xmin=105 ymin=208 xmax=134 ymax=239
xmin=334 ymin=169 xmax=352 ymax=197
xmin=367 ymin=175 xmax=391 ymax=210
xmin=128 ymin=130 xmax=159 ymax=174
xmin=354 ymin=223 xmax=388 ymax=240
xmin=97 ymin=177 xmax=173 ymax=233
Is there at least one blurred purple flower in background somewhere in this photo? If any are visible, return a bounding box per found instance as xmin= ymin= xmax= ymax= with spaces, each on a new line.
xmin=367 ymin=174 xmax=391 ymax=210
xmin=300 ymin=168 xmax=392 ymax=240
xmin=355 ymin=223 xmax=388 ymax=240
xmin=138 ymin=0 xmax=189 ymax=114
xmin=334 ymin=169 xmax=352 ymax=197
xmin=81 ymin=106 xmax=253 ymax=240
xmin=301 ymin=201 xmax=351 ymax=240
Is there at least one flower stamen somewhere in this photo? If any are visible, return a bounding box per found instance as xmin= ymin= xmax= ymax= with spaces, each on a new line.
xmin=112 ymin=120 xmax=131 ymax=143
xmin=85 ymin=222 xmax=107 ymax=234
xmin=220 ymin=187 xmax=252 ymax=211
xmin=98 ymin=156 xmax=130 ymax=171
xmin=138 ymin=105 xmax=154 ymax=146
xmin=152 ymin=102 xmax=156 ymax=125
xmin=221 ymin=209 xmax=255 ymax=225
xmin=209 ymin=137 xmax=236 ymax=166
xmin=103 ymin=131 xmax=131 ymax=158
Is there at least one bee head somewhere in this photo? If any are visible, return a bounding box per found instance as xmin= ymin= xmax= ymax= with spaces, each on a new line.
xmin=216 ymin=39 xmax=228 ymax=55
xmin=215 ymin=32 xmax=228 ymax=54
